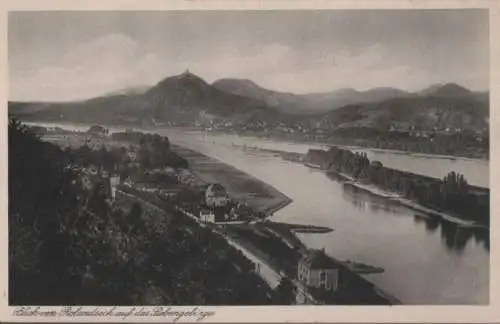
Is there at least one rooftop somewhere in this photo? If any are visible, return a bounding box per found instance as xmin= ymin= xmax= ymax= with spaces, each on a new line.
xmin=301 ymin=249 xmax=342 ymax=270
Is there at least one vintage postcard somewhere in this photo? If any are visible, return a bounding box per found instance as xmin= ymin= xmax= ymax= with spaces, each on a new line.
xmin=1 ymin=0 xmax=499 ymax=322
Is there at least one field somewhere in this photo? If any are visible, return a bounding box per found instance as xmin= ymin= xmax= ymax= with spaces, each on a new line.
xmin=172 ymin=145 xmax=292 ymax=215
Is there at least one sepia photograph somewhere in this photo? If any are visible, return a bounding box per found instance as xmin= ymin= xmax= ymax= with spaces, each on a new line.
xmin=6 ymin=7 xmax=491 ymax=311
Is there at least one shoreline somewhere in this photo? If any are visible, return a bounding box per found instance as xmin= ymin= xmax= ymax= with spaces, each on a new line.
xmin=170 ymin=144 xmax=293 ymax=217
xmin=327 ymin=170 xmax=486 ymax=228
xmin=263 ymin=198 xmax=293 ymax=217
xmin=25 ymin=120 xmax=487 ymax=228
xmin=337 ymin=144 xmax=489 ymax=164
xmin=29 ymin=119 xmax=294 ymax=217
xmin=287 ymin=159 xmax=485 ymax=228
xmin=21 ymin=120 xmax=489 ymax=163
xmin=193 ymin=128 xmax=489 ymax=163
xmin=248 ymin=145 xmax=488 ymax=229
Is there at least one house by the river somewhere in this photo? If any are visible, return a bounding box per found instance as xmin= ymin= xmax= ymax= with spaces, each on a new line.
xmin=296 ymin=248 xmax=400 ymax=305
xmin=205 ymin=183 xmax=230 ymax=208
xmin=298 ymin=249 xmax=342 ymax=292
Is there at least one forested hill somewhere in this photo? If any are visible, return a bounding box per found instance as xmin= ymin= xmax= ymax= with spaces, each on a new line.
xmin=9 ymin=119 xmax=278 ymax=305
xmin=308 ymin=95 xmax=488 ymax=133
xmin=8 ymin=71 xmax=285 ymax=127
xmin=9 ymin=71 xmax=488 ymax=136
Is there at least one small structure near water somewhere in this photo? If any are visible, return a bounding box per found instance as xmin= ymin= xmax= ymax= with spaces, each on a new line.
xmin=87 ymin=125 xmax=108 ymax=136
xmin=205 ymin=183 xmax=230 ymax=208
xmin=298 ymin=249 xmax=341 ymax=292
xmin=200 ymin=209 xmax=216 ymax=223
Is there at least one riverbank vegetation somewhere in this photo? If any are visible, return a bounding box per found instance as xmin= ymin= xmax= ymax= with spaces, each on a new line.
xmin=225 ymin=126 xmax=488 ymax=160
xmin=305 ymin=147 xmax=489 ymax=225
xmin=9 ymin=119 xmax=278 ymax=305
xmin=328 ymin=127 xmax=488 ymax=160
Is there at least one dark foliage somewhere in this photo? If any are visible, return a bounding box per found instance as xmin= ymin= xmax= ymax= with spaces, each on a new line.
xmin=112 ymin=131 xmax=189 ymax=169
xmin=9 ymin=119 xmax=277 ymax=305
xmin=68 ymin=144 xmax=126 ymax=172
xmin=275 ymin=277 xmax=296 ymax=304
xmin=87 ymin=125 xmax=108 ymax=135
xmin=306 ymin=146 xmax=489 ymax=225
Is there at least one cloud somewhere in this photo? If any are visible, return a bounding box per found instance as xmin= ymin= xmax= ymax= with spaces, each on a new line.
xmin=9 ymin=33 xmax=487 ymax=101
xmin=10 ymin=39 xmax=305 ymax=101
xmin=10 ymin=33 xmax=165 ymax=101
xmin=182 ymin=43 xmax=427 ymax=93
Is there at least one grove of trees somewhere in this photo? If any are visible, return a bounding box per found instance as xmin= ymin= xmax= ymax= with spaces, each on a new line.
xmin=306 ymin=146 xmax=489 ymax=225
xmin=9 ymin=119 xmax=279 ymax=305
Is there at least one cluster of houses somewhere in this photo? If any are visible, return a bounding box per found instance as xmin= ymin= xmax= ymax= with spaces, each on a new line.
xmin=198 ymin=183 xmax=236 ymax=223
xmin=77 ymin=155 xmax=244 ymax=224
xmin=388 ymin=125 xmax=488 ymax=142
xmin=120 ymin=167 xmax=183 ymax=201
xmin=79 ymin=166 xmax=120 ymax=203
xmin=195 ymin=183 xmax=255 ymax=224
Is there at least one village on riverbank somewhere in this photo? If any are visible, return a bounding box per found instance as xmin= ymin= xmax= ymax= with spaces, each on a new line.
xmin=11 ymin=121 xmax=398 ymax=305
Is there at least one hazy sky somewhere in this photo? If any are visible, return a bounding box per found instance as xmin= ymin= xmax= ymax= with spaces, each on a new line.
xmin=9 ymin=10 xmax=488 ymax=101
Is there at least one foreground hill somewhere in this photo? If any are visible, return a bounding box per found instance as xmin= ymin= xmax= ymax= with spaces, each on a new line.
xmin=9 ymin=120 xmax=279 ymax=305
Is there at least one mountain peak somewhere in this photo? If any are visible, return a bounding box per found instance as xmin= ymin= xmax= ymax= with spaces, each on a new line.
xmin=436 ymin=83 xmax=471 ymax=94
xmin=419 ymin=83 xmax=471 ymax=97
xmin=212 ymin=78 xmax=262 ymax=91
xmin=175 ymin=69 xmax=205 ymax=81
xmin=150 ymin=69 xmax=209 ymax=92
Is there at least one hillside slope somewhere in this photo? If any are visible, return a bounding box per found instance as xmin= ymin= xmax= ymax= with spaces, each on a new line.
xmin=212 ymin=78 xmax=314 ymax=114
xmin=308 ymin=94 xmax=488 ymax=133
xmin=9 ymin=74 xmax=489 ymax=134
xmin=9 ymin=71 xmax=283 ymax=126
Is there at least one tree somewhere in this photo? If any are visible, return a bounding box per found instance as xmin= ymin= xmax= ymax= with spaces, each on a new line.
xmin=274 ymin=277 xmax=296 ymax=304
xmin=137 ymin=146 xmax=152 ymax=169
xmin=9 ymin=118 xmax=83 ymax=304
xmin=128 ymin=202 xmax=143 ymax=232
xmin=87 ymin=125 xmax=107 ymax=135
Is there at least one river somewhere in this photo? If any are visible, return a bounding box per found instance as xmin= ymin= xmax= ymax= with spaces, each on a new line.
xmin=165 ymin=130 xmax=489 ymax=188
xmin=157 ymin=129 xmax=490 ymax=305
xmin=28 ymin=122 xmax=490 ymax=304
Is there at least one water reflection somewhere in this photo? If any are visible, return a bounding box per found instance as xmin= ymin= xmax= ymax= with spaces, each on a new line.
xmin=412 ymin=214 xmax=489 ymax=253
xmin=339 ymin=181 xmax=402 ymax=216
xmin=335 ymin=173 xmax=489 ymax=254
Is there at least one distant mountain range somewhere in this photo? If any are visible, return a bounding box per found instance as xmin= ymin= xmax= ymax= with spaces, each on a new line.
xmin=100 ymin=85 xmax=150 ymax=97
xmin=213 ymin=78 xmax=487 ymax=114
xmin=213 ymin=79 xmax=418 ymax=114
xmin=9 ymin=70 xmax=489 ymax=133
